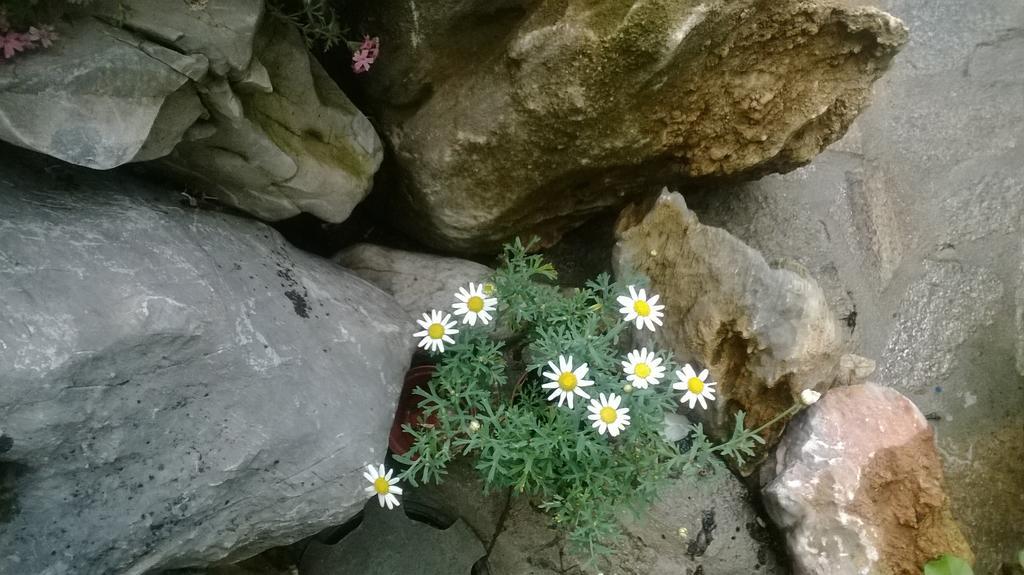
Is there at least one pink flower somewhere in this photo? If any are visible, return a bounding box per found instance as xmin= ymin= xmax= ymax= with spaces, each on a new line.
xmin=28 ymin=25 xmax=58 ymax=49
xmin=0 ymin=32 xmax=33 ymax=60
xmin=351 ymin=35 xmax=380 ymax=74
xmin=359 ymin=35 xmax=380 ymax=59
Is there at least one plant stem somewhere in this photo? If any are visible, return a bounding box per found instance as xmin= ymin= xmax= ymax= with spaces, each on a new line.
xmin=709 ymin=403 xmax=802 ymax=455
xmin=748 ymin=404 xmax=802 ymax=436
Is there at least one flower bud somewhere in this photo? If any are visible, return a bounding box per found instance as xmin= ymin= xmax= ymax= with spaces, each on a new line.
xmin=468 ymin=419 xmax=482 ymax=432
xmin=623 ymin=384 xmax=634 ymax=394
xmin=800 ymin=389 xmax=821 ymax=406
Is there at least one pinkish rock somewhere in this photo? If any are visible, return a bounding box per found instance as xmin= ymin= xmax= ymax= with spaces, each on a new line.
xmin=761 ymin=384 xmax=972 ymax=575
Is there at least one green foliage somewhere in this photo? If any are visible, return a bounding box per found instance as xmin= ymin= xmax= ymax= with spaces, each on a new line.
xmin=923 ymin=555 xmax=973 ymax=575
xmin=266 ymin=0 xmax=344 ymax=50
xmin=396 ymin=238 xmax=796 ymax=564
xmin=1019 ymin=548 xmax=1024 ymax=568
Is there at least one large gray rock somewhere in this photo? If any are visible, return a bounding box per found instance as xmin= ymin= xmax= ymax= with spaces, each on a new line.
xmin=0 ymin=18 xmax=207 ymax=169
xmin=0 ymin=151 xmax=413 ymax=574
xmin=0 ymin=4 xmax=382 ymax=225
xmin=613 ymin=190 xmax=852 ymax=466
xmin=689 ymin=0 xmax=1024 ymax=568
xmin=333 ymin=244 xmax=493 ymax=319
xmin=352 ymin=0 xmax=907 ymax=252
xmin=761 ymin=384 xmax=972 ymax=575
xmin=91 ymin=0 xmax=263 ymax=77
xmin=161 ymin=19 xmax=384 ymax=224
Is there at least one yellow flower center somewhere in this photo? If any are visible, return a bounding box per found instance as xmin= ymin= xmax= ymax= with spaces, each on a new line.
xmin=558 ymin=372 xmax=577 ymax=391
xmin=467 ymin=296 xmax=485 ymax=313
xmin=427 ymin=323 xmax=445 ymax=339
xmin=633 ymin=300 xmax=650 ymax=317
xmin=687 ymin=377 xmax=704 ymax=394
xmin=600 ymin=406 xmax=618 ymax=424
xmin=634 ymin=362 xmax=651 ymax=378
xmin=373 ymin=477 xmax=390 ymax=495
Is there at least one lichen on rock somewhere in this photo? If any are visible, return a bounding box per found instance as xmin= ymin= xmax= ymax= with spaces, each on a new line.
xmin=613 ymin=190 xmax=856 ymax=468
xmin=354 ymin=0 xmax=909 ymax=252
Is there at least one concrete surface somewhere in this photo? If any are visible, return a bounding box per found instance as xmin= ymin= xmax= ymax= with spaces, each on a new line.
xmin=689 ymin=0 xmax=1024 ymax=570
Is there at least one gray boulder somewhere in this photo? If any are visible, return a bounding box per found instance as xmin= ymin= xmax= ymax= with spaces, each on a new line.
xmin=0 ymin=151 xmax=413 ymax=574
xmin=0 ymin=18 xmax=207 ymax=169
xmin=0 ymin=4 xmax=382 ymax=225
xmin=333 ymin=244 xmax=493 ymax=319
xmin=352 ymin=0 xmax=908 ymax=252
xmin=91 ymin=0 xmax=263 ymax=77
xmin=160 ymin=19 xmax=384 ymax=224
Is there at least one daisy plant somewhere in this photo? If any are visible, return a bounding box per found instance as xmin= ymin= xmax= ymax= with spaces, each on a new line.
xmin=395 ymin=238 xmax=810 ymax=564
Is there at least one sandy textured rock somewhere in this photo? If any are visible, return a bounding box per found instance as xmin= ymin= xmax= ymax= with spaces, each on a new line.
xmin=761 ymin=384 xmax=972 ymax=575
xmin=0 ymin=18 xmax=207 ymax=169
xmin=161 ymin=18 xmax=383 ymax=223
xmin=613 ymin=190 xmax=847 ymax=461
xmin=333 ymin=244 xmax=493 ymax=319
xmin=0 ymin=151 xmax=412 ymax=575
xmin=352 ymin=0 xmax=907 ymax=252
xmin=687 ymin=1 xmax=1024 ymax=567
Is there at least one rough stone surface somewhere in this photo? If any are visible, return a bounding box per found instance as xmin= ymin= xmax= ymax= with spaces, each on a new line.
xmin=406 ymin=458 xmax=782 ymax=575
xmin=0 ymin=150 xmax=413 ymax=575
xmin=609 ymin=467 xmax=784 ymax=575
xmin=0 ymin=18 xmax=207 ymax=169
xmin=761 ymin=384 xmax=972 ymax=575
xmin=299 ymin=500 xmax=485 ymax=575
xmin=161 ymin=19 xmax=384 ymax=224
xmin=91 ymin=0 xmax=263 ymax=77
xmin=352 ymin=0 xmax=907 ymax=252
xmin=688 ymin=0 xmax=1024 ymax=568
xmin=333 ymin=244 xmax=494 ymax=319
xmin=0 ymin=4 xmax=382 ymax=225
xmin=613 ymin=190 xmax=849 ymax=461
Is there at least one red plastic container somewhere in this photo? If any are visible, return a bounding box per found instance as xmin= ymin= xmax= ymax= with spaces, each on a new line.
xmin=388 ymin=364 xmax=438 ymax=455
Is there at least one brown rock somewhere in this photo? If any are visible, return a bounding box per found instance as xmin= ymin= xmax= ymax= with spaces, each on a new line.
xmin=613 ymin=190 xmax=848 ymax=464
xmin=352 ymin=0 xmax=908 ymax=252
xmin=761 ymin=384 xmax=973 ymax=575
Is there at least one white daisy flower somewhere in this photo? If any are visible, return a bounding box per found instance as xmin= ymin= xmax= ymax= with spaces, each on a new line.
xmin=587 ymin=393 xmax=631 ymax=437
xmin=616 ymin=285 xmax=665 ymax=331
xmin=413 ymin=310 xmax=459 ymax=353
xmin=800 ymin=389 xmax=821 ymax=406
xmin=672 ymin=363 xmax=717 ymax=410
xmin=363 ymin=463 xmax=403 ymax=509
xmin=541 ymin=354 xmax=594 ymax=409
xmin=621 ymin=347 xmax=666 ymax=389
xmin=452 ymin=282 xmax=498 ymax=326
